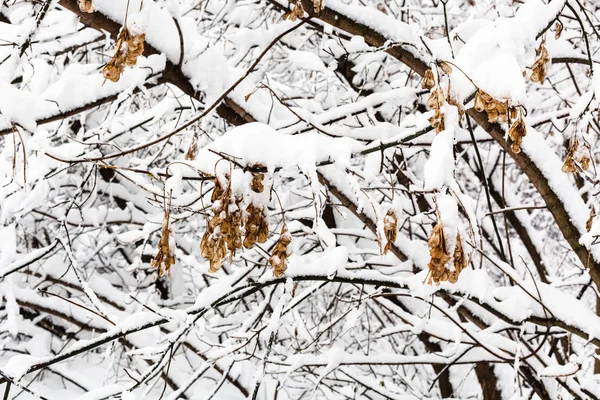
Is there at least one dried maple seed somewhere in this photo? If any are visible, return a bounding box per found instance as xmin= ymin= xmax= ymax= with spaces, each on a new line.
xmin=185 ymin=137 xmax=198 ymax=161
xmin=530 ymin=40 xmax=550 ymax=84
xmin=269 ymin=226 xmax=291 ymax=277
xmin=427 ymin=222 xmax=450 ymax=285
xmin=474 ymin=92 xmax=486 ymax=113
xmin=428 ymin=109 xmax=445 ymax=134
xmin=422 ymin=69 xmax=436 ymax=90
xmin=313 ymin=0 xmax=322 ymax=14
xmin=587 ymin=206 xmax=596 ymax=232
xmin=379 ymin=211 xmax=397 ymax=255
xmin=201 ymin=176 xmax=243 ymax=271
xmin=250 ymin=172 xmax=265 ymax=193
xmin=78 ymin=0 xmax=94 ymax=13
xmin=555 ymin=22 xmax=563 ymax=40
xmin=426 ymin=222 xmax=466 ymax=285
xmin=151 ymin=206 xmax=175 ymax=277
xmin=102 ymin=28 xmax=146 ymax=82
xmin=438 ymin=61 xmax=452 ymax=75
xmin=425 ymin=86 xmax=447 ymax=134
xmin=562 ymin=139 xmax=591 ymax=173
xmin=508 ymin=111 xmax=527 ymax=154
xmin=282 ymin=1 xmax=304 ymax=21
xmin=474 ymin=90 xmax=510 ymax=123
xmin=243 ymin=203 xmax=269 ymax=249
xmin=450 ymin=233 xmax=467 ymax=283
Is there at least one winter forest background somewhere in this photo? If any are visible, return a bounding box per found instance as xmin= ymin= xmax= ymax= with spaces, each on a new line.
xmin=2 ymin=0 xmax=600 ymax=399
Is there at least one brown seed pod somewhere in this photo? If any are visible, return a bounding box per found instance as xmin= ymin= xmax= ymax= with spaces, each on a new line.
xmin=102 ymin=57 xmax=124 ymax=83
xmin=243 ymin=203 xmax=269 ymax=249
xmin=269 ymin=226 xmax=291 ymax=277
xmin=426 ymin=223 xmax=467 ymax=285
xmin=555 ymin=21 xmax=563 ymax=40
xmin=427 ymin=222 xmax=450 ymax=284
xmin=450 ymin=233 xmax=467 ymax=283
xmin=428 ymin=109 xmax=445 ymax=134
xmin=380 ymin=211 xmax=397 ymax=255
xmin=201 ymin=176 xmax=244 ymax=271
xmin=422 ymin=69 xmax=436 ymax=90
xmin=474 ymin=90 xmax=511 ymax=123
xmin=487 ymin=109 xmax=499 ymax=124
xmin=438 ymin=61 xmax=453 ymax=75
xmin=313 ymin=0 xmax=322 ymax=14
xmin=151 ymin=207 xmax=175 ymax=277
xmin=282 ymin=2 xmax=304 ymax=21
xmin=530 ymin=41 xmax=550 ymax=84
xmin=78 ymin=0 xmax=94 ymax=13
xmin=185 ymin=137 xmax=198 ymax=161
xmin=587 ymin=206 xmax=596 ymax=232
xmin=474 ymin=91 xmax=486 ymax=113
xmin=508 ymin=113 xmax=527 ymax=154
xmin=250 ymin=172 xmax=265 ymax=193
xmin=562 ymin=139 xmax=591 ymax=173
xmin=101 ymin=28 xmax=145 ymax=82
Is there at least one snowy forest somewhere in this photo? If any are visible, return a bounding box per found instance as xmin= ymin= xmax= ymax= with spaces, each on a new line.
xmin=2 ymin=0 xmax=600 ymax=398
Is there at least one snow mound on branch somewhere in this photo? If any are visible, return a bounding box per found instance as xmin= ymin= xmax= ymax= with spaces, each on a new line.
xmin=453 ymin=0 xmax=566 ymax=103
xmin=189 ymin=122 xmax=363 ymax=175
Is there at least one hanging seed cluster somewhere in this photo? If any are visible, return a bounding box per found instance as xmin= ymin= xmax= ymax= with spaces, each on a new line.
xmin=379 ymin=211 xmax=397 ymax=255
xmin=243 ymin=173 xmax=269 ymax=249
xmin=201 ymin=177 xmax=243 ymax=272
xmin=102 ymin=28 xmax=146 ymax=83
xmin=151 ymin=209 xmax=176 ymax=277
xmin=426 ymin=223 xmax=467 ymax=284
xmin=78 ymin=0 xmax=94 ymax=13
xmin=282 ymin=1 xmax=304 ymax=21
xmin=423 ymin=68 xmax=448 ymax=134
xmin=530 ymin=41 xmax=550 ymax=84
xmin=562 ymin=139 xmax=590 ymax=173
xmin=200 ymin=172 xmax=284 ymax=276
xmin=426 ymin=86 xmax=446 ymax=134
xmin=269 ymin=226 xmax=291 ymax=278
xmin=473 ymin=90 xmax=513 ymax=124
xmin=508 ymin=109 xmax=527 ymax=153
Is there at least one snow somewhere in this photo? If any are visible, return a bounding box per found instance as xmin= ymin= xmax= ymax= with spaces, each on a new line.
xmin=288 ymin=50 xmax=327 ymax=72
xmin=521 ymin=125 xmax=600 ymax=263
xmin=0 ymin=0 xmax=598 ymax=397
xmin=452 ymin=0 xmax=566 ymax=104
xmin=184 ymin=122 xmax=362 ymax=176
xmin=2 ymin=354 xmax=37 ymax=381
xmin=423 ymin=109 xmax=456 ymax=190
xmin=539 ymin=362 xmax=580 ymax=378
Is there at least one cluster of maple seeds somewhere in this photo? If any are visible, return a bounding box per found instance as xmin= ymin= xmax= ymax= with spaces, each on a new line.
xmin=422 ymin=66 xmax=452 ymax=134
xmin=426 ymin=222 xmax=467 ymax=284
xmin=561 ymin=139 xmax=590 ymax=173
xmin=474 ymin=90 xmax=511 ymax=124
xmin=201 ymin=176 xmax=244 ymax=272
xmin=562 ymin=139 xmax=591 ymax=173
xmin=474 ymin=89 xmax=527 ymax=153
xmin=102 ymin=28 xmax=146 ymax=83
xmin=200 ymin=172 xmax=289 ymax=276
